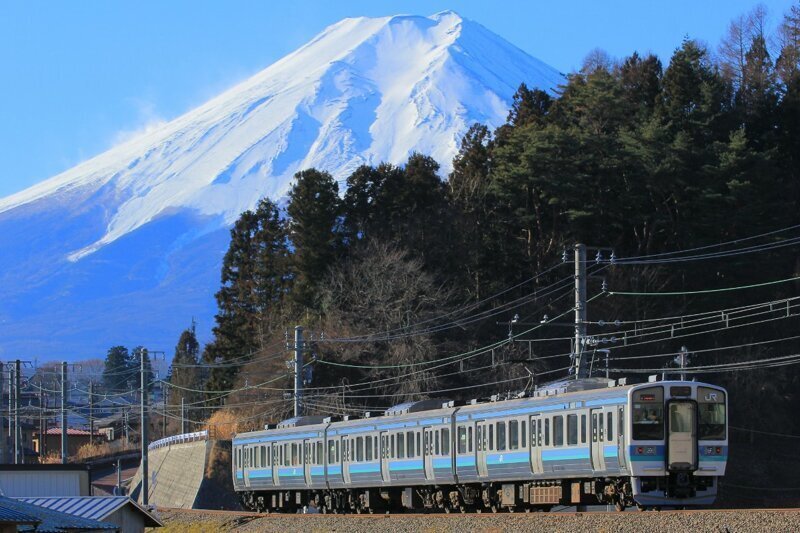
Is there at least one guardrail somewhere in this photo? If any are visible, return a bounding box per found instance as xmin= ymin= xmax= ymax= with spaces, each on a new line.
xmin=148 ymin=430 xmax=208 ymax=451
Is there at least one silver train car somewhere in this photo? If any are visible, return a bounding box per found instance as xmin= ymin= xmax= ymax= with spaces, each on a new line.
xmin=232 ymin=377 xmax=728 ymax=513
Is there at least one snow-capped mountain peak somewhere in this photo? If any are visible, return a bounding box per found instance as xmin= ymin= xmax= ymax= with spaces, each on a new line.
xmin=0 ymin=12 xmax=563 ymax=358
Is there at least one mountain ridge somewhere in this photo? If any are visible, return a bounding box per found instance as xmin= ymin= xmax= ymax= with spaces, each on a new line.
xmin=0 ymin=12 xmax=563 ymax=358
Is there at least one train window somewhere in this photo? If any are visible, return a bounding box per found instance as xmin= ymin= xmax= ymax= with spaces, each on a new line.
xmin=407 ymin=431 xmax=415 ymax=457
xmin=488 ymin=424 xmax=494 ymax=451
xmin=435 ymin=430 xmax=440 ymax=455
xmin=619 ymin=408 xmax=624 ymax=437
xmin=375 ymin=437 xmax=379 ymax=459
xmin=283 ymin=444 xmax=288 ymax=466
xmin=530 ymin=419 xmax=536 ymax=448
xmin=698 ymin=387 xmax=726 ymax=440
xmin=567 ymin=414 xmax=578 ymax=445
xmin=607 ymin=412 xmax=614 ymax=441
xmin=520 ymin=421 xmax=526 ymax=449
xmin=496 ymin=422 xmax=506 ymax=451
xmin=357 ymin=437 xmax=364 ymax=462
xmin=554 ymin=416 xmax=564 ymax=446
xmin=336 ymin=441 xmax=340 ymax=463
xmin=468 ymin=427 xmax=473 ymax=452
xmin=537 ymin=420 xmax=543 ymax=447
xmin=442 ymin=428 xmax=450 ymax=456
xmin=417 ymin=432 xmax=421 ymax=455
xmin=329 ymin=441 xmax=335 ymax=463
xmin=509 ymin=421 xmax=518 ymax=450
xmin=458 ymin=426 xmax=467 ymax=454
xmin=397 ymin=432 xmax=405 ymax=459
xmin=633 ymin=386 xmax=665 ymax=440
xmin=544 ymin=419 xmax=550 ymax=446
xmin=236 ymin=448 xmax=240 ymax=469
xmin=476 ymin=426 xmax=482 ymax=451
xmin=581 ymin=415 xmax=587 ymax=444
xmin=366 ymin=438 xmax=372 ymax=461
xmin=261 ymin=446 xmax=267 ymax=467
xmin=294 ymin=443 xmax=300 ymax=466
xmin=318 ymin=442 xmax=323 ymax=464
xmin=391 ymin=434 xmax=396 ymax=458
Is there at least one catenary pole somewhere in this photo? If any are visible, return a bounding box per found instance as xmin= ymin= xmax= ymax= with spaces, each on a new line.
xmin=294 ymin=326 xmax=304 ymax=418
xmin=574 ymin=244 xmax=588 ymax=379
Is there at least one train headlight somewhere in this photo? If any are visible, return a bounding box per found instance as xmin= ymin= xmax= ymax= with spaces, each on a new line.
xmin=716 ymin=447 xmax=722 ymax=455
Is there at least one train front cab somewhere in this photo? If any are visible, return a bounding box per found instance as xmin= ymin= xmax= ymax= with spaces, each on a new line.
xmin=628 ymin=381 xmax=728 ymax=507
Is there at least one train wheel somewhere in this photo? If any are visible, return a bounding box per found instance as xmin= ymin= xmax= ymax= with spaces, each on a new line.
xmin=615 ymin=501 xmax=625 ymax=512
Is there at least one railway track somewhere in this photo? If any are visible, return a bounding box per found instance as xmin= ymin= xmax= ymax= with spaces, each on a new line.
xmin=155 ymin=505 xmax=800 ymax=533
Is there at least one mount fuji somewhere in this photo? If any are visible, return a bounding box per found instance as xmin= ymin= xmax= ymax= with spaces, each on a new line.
xmin=0 ymin=11 xmax=563 ymax=359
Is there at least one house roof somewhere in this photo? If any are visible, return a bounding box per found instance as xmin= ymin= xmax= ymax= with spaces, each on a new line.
xmin=0 ymin=502 xmax=40 ymax=525
xmin=16 ymin=496 xmax=162 ymax=528
xmin=42 ymin=428 xmax=96 ymax=436
xmin=0 ymin=496 xmax=117 ymax=532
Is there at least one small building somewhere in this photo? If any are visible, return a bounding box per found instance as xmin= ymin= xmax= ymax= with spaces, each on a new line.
xmin=0 ymin=495 xmax=117 ymax=532
xmin=0 ymin=464 xmax=91 ymax=497
xmin=16 ymin=496 xmax=161 ymax=533
xmin=35 ymin=428 xmax=104 ymax=458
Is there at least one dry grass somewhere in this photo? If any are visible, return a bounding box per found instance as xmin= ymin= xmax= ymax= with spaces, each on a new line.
xmin=73 ymin=440 xmax=136 ymax=461
xmin=204 ymin=409 xmax=239 ymax=440
xmin=39 ymin=451 xmax=62 ymax=464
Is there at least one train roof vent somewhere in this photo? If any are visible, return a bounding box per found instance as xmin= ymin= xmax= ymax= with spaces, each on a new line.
xmin=343 ymin=415 xmax=361 ymax=421
xmin=264 ymin=423 xmax=277 ymax=430
xmin=322 ymin=416 xmax=342 ymax=424
xmin=385 ymin=399 xmax=450 ymax=416
xmin=277 ymin=416 xmax=328 ymax=428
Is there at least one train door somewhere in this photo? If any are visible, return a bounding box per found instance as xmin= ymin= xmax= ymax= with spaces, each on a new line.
xmin=341 ymin=437 xmax=351 ymax=484
xmin=235 ymin=445 xmax=245 ymax=486
xmin=423 ymin=428 xmax=435 ymax=480
xmin=529 ymin=415 xmax=543 ymax=474
xmin=476 ymin=421 xmax=489 ymax=477
xmin=242 ymin=445 xmax=252 ymax=488
xmin=590 ymin=409 xmax=606 ymax=472
xmin=303 ymin=440 xmax=313 ymax=486
xmin=380 ymin=432 xmax=390 ymax=482
xmin=617 ymin=407 xmax=627 ymax=471
xmin=667 ymin=401 xmax=697 ymax=470
xmin=272 ymin=445 xmax=280 ymax=485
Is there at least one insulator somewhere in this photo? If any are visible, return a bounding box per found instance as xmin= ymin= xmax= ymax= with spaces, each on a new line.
xmin=610 ymin=251 xmax=617 ymax=264
xmin=595 ymin=251 xmax=603 ymax=263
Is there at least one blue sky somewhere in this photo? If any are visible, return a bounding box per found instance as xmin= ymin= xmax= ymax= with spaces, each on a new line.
xmin=1 ymin=0 xmax=795 ymax=197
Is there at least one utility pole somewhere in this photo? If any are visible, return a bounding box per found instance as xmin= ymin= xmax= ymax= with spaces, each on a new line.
xmin=39 ymin=387 xmax=45 ymax=460
xmin=573 ymin=244 xmax=588 ymax=379
xmin=0 ymin=363 xmax=5 ymax=464
xmin=61 ymin=362 xmax=67 ymax=464
xmin=14 ymin=360 xmax=20 ymax=464
xmin=180 ymin=397 xmax=186 ymax=435
xmin=162 ymin=382 xmax=167 ymax=439
xmin=7 ymin=366 xmax=12 ymax=444
xmin=141 ymin=350 xmax=149 ymax=506
xmin=88 ymin=381 xmax=94 ymax=447
xmin=294 ymin=326 xmax=304 ymax=418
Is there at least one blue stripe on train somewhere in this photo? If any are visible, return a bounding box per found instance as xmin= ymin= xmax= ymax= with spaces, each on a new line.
xmin=604 ymin=445 xmax=618 ymax=458
xmin=456 ymin=455 xmax=476 ymax=467
xmin=349 ymin=462 xmax=381 ymax=474
xmin=542 ymin=447 xmax=589 ymax=461
xmin=487 ymin=451 xmax=528 ymax=465
xmin=390 ymin=459 xmax=424 ymax=471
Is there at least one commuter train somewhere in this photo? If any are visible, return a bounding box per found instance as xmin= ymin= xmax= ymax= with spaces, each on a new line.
xmin=231 ymin=377 xmax=728 ymax=513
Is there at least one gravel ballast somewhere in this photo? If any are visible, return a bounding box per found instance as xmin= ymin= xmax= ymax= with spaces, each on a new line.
xmin=153 ymin=508 xmax=800 ymax=532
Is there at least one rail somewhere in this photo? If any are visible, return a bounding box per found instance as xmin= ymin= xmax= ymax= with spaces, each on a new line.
xmin=148 ymin=430 xmax=208 ymax=451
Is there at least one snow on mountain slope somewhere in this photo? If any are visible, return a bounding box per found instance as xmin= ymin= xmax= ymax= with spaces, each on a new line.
xmin=0 ymin=11 xmax=563 ymax=358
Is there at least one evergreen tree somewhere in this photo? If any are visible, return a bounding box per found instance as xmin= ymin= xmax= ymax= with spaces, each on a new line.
xmin=102 ymin=346 xmax=131 ymax=393
xmin=170 ymin=324 xmax=202 ymax=405
xmin=204 ymin=197 xmax=290 ymax=395
xmin=287 ymin=169 xmax=341 ymax=310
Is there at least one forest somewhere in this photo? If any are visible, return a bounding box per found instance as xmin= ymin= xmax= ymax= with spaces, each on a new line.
xmin=135 ymin=4 xmax=800 ymax=501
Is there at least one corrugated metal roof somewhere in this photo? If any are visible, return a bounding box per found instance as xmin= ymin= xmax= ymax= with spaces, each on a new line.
xmin=16 ymin=496 xmax=162 ymax=527
xmin=0 ymin=503 xmax=40 ymax=525
xmin=0 ymin=496 xmax=117 ymax=532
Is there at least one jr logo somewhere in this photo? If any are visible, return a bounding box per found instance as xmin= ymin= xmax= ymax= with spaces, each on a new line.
xmin=704 ymin=392 xmax=718 ymax=402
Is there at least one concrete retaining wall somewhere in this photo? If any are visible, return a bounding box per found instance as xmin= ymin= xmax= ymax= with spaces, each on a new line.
xmin=129 ymin=439 xmax=239 ymax=510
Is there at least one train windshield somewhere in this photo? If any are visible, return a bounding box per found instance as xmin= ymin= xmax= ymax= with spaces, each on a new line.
xmin=698 ymin=387 xmax=726 ymax=440
xmin=632 ymin=386 xmax=664 ymax=440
